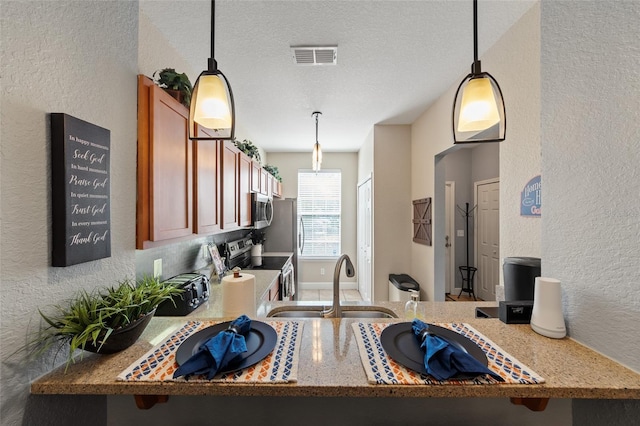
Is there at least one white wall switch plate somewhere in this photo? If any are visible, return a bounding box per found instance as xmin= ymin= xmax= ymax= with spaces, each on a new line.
xmin=457 ymin=229 xmax=465 ymax=237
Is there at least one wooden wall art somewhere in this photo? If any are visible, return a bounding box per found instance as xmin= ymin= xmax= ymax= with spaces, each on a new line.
xmin=412 ymin=197 xmax=432 ymax=246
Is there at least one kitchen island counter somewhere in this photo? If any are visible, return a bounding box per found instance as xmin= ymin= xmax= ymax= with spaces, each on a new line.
xmin=30 ymin=299 xmax=640 ymax=404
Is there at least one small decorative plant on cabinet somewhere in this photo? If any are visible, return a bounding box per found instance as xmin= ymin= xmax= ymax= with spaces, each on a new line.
xmin=233 ymin=139 xmax=261 ymax=163
xmin=153 ymin=68 xmax=193 ymax=108
xmin=263 ymin=164 xmax=282 ymax=182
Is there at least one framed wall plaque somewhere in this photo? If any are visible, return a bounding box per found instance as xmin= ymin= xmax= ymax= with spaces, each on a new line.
xmin=412 ymin=197 xmax=432 ymax=246
xmin=51 ymin=113 xmax=111 ymax=266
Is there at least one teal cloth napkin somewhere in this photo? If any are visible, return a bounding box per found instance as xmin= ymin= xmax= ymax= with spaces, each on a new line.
xmin=173 ymin=315 xmax=252 ymax=380
xmin=411 ymin=319 xmax=503 ymax=381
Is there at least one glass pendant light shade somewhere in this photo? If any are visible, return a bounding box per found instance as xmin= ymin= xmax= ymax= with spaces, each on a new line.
xmin=312 ymin=142 xmax=322 ymax=171
xmin=311 ymin=111 xmax=323 ymax=172
xmin=189 ymin=69 xmax=235 ymax=139
xmin=453 ymin=72 xmax=505 ymax=142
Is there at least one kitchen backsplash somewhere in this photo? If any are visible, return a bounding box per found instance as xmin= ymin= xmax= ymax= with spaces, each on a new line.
xmin=135 ymin=229 xmax=251 ymax=281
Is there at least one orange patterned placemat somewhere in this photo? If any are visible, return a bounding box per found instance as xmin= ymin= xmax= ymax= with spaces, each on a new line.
xmin=352 ymin=322 xmax=545 ymax=385
xmin=118 ymin=320 xmax=303 ymax=383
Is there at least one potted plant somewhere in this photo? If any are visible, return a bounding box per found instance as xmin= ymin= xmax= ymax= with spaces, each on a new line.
xmin=249 ymin=230 xmax=266 ymax=266
xmin=20 ymin=276 xmax=181 ymax=370
xmin=263 ymin=164 xmax=282 ymax=182
xmin=153 ymin=68 xmax=193 ymax=108
xmin=233 ymin=139 xmax=261 ymax=163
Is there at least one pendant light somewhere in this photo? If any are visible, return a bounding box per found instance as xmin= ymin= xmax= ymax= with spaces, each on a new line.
xmin=452 ymin=0 xmax=505 ymax=144
xmin=189 ymin=0 xmax=235 ymax=140
xmin=312 ymin=111 xmax=323 ymax=172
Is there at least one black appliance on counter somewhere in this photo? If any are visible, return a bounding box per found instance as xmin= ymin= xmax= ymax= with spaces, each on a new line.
xmin=155 ymin=273 xmax=210 ymax=316
xmin=503 ymin=257 xmax=541 ymax=301
xmin=224 ymin=236 xmax=295 ymax=300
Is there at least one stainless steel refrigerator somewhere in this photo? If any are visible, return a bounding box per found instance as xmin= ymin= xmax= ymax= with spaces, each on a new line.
xmin=264 ymin=198 xmax=300 ymax=299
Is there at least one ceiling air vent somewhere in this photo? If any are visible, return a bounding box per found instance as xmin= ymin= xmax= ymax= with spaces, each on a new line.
xmin=291 ymin=45 xmax=337 ymax=66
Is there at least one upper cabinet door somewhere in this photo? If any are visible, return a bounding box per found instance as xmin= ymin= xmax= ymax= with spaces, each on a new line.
xmin=260 ymin=168 xmax=269 ymax=196
xmin=251 ymin=160 xmax=261 ymax=193
xmin=221 ymin=141 xmax=239 ymax=229
xmin=138 ymin=75 xmax=194 ymax=248
xmin=193 ymin=136 xmax=221 ymax=234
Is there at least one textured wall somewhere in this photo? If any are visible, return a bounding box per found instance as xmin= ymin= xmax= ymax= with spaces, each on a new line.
xmin=372 ymin=125 xmax=412 ymax=301
xmin=0 ymin=1 xmax=138 ymax=424
xmin=541 ymin=1 xmax=640 ymax=424
xmin=138 ymin=6 xmax=197 ymax=89
xmin=541 ymin=1 xmax=640 ymax=371
xmin=495 ymin=5 xmax=542 ymax=267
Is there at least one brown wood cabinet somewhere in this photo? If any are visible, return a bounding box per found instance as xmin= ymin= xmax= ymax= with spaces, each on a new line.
xmin=137 ymin=75 xmax=193 ymax=249
xmin=250 ymin=160 xmax=261 ymax=193
xmin=261 ymin=276 xmax=281 ymax=302
xmin=238 ymin=152 xmax=252 ymax=227
xmin=272 ymin=176 xmax=282 ymax=198
xmin=259 ymin=168 xmax=269 ymax=196
xmin=137 ymin=75 xmax=286 ymax=249
xmin=220 ymin=141 xmax=239 ymax=230
xmin=193 ymin=136 xmax=221 ymax=234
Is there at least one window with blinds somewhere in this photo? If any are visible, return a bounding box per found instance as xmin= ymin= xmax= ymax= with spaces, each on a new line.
xmin=297 ymin=170 xmax=341 ymax=258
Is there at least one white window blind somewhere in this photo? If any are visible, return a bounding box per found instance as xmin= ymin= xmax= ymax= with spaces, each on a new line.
xmin=298 ymin=170 xmax=341 ymax=257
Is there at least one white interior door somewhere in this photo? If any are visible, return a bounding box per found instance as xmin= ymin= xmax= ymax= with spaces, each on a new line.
xmin=357 ymin=178 xmax=372 ymax=302
xmin=475 ymin=179 xmax=500 ymax=301
xmin=445 ymin=182 xmax=455 ymax=294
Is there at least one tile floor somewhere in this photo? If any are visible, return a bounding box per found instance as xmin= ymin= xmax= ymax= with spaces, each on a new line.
xmin=298 ymin=289 xmax=363 ymax=302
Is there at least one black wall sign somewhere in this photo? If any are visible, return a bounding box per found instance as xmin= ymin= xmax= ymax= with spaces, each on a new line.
xmin=51 ymin=113 xmax=111 ymax=266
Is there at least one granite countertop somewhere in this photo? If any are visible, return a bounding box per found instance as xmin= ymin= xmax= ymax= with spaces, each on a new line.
xmin=30 ymin=297 xmax=640 ymax=401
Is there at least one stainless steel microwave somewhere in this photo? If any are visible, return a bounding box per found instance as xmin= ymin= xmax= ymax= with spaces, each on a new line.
xmin=251 ymin=193 xmax=273 ymax=229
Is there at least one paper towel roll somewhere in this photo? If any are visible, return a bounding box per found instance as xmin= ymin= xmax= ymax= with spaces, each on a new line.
xmin=222 ymin=271 xmax=256 ymax=317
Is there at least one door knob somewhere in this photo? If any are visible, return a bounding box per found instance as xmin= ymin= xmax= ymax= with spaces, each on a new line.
xmin=445 ymin=235 xmax=451 ymax=248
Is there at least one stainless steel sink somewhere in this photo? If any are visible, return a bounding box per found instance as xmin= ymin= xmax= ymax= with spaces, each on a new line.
xmin=267 ymin=305 xmax=398 ymax=319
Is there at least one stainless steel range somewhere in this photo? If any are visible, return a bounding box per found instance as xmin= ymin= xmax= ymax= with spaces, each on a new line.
xmin=224 ymin=237 xmax=295 ymax=300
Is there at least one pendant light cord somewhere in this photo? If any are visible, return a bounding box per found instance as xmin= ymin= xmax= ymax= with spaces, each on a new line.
xmin=471 ymin=0 xmax=481 ymax=75
xmin=208 ymin=0 xmax=217 ymax=71
xmin=473 ymin=0 xmax=478 ymax=64
xmin=211 ymin=0 xmax=215 ymax=59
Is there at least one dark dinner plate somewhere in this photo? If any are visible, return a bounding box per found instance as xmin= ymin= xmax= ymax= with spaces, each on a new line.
xmin=380 ymin=322 xmax=487 ymax=377
xmin=175 ymin=321 xmax=277 ymax=373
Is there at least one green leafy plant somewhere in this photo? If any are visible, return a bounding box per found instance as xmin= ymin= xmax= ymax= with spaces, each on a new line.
xmin=233 ymin=139 xmax=261 ymax=163
xmin=153 ymin=68 xmax=192 ymax=108
xmin=263 ymin=164 xmax=282 ymax=182
xmin=19 ymin=276 xmax=181 ymax=370
xmin=250 ymin=229 xmax=266 ymax=244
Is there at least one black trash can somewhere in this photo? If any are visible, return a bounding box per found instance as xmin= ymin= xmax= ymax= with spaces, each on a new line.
xmin=503 ymin=257 xmax=541 ymax=301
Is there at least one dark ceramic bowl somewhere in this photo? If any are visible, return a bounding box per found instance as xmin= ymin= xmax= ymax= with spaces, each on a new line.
xmin=84 ymin=309 xmax=155 ymax=354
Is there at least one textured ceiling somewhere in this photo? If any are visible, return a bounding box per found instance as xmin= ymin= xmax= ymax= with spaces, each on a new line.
xmin=141 ymin=0 xmax=535 ymax=152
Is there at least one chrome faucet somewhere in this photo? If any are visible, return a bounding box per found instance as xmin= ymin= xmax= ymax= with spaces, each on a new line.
xmin=321 ymin=254 xmax=355 ymax=318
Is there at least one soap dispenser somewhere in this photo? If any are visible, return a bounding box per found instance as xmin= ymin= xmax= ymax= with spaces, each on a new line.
xmin=404 ymin=290 xmax=421 ymax=320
